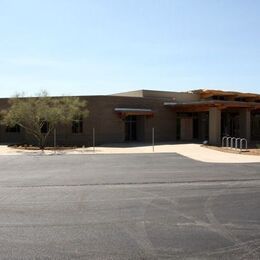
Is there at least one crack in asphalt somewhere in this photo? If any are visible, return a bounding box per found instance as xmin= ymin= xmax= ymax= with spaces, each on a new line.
xmin=0 ymin=178 xmax=259 ymax=189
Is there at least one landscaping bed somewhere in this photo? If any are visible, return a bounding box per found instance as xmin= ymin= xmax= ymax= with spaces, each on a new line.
xmin=8 ymin=144 xmax=84 ymax=151
xmin=205 ymin=145 xmax=260 ymax=156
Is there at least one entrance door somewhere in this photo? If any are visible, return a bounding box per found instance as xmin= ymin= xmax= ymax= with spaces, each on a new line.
xmin=180 ymin=118 xmax=193 ymax=140
xmin=125 ymin=116 xmax=137 ymax=141
xmin=221 ymin=112 xmax=240 ymax=137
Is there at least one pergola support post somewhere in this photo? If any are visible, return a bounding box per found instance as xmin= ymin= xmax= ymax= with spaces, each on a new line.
xmin=209 ymin=107 xmax=221 ymax=145
xmin=239 ymin=109 xmax=251 ymax=142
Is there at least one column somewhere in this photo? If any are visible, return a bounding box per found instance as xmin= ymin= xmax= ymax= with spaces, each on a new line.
xmin=239 ymin=109 xmax=251 ymax=141
xmin=209 ymin=107 xmax=221 ymax=145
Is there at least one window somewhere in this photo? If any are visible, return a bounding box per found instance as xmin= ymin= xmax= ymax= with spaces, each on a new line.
xmin=6 ymin=124 xmax=20 ymax=133
xmin=41 ymin=121 xmax=49 ymax=133
xmin=234 ymin=97 xmax=246 ymax=102
xmin=211 ymin=95 xmax=225 ymax=100
xmin=176 ymin=118 xmax=181 ymax=140
xmin=193 ymin=117 xmax=199 ymax=139
xmin=72 ymin=116 xmax=83 ymax=133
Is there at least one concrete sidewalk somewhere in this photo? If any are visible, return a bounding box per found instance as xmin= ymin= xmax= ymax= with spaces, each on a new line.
xmin=0 ymin=143 xmax=260 ymax=163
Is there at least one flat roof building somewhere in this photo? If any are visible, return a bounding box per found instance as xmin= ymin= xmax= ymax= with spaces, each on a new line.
xmin=0 ymin=89 xmax=259 ymax=146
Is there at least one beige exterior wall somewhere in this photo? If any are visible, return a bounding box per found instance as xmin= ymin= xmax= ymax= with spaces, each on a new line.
xmin=0 ymin=95 xmax=177 ymax=146
xmin=113 ymin=89 xmax=200 ymax=102
xmin=142 ymin=90 xmax=200 ymax=102
xmin=112 ymin=90 xmax=144 ymax=97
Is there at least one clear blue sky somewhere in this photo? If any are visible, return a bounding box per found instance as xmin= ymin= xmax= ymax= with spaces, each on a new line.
xmin=0 ymin=0 xmax=259 ymax=97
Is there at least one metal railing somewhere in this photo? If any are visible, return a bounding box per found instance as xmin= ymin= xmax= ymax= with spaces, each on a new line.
xmin=221 ymin=136 xmax=248 ymax=152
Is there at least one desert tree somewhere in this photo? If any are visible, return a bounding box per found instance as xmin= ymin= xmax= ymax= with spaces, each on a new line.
xmin=1 ymin=91 xmax=88 ymax=149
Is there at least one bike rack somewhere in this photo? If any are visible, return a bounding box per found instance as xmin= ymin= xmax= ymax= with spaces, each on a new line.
xmin=226 ymin=137 xmax=232 ymax=148
xmin=221 ymin=136 xmax=248 ymax=152
xmin=222 ymin=136 xmax=228 ymax=147
xmin=240 ymin=138 xmax=248 ymax=152
xmin=235 ymin=138 xmax=240 ymax=150
xmin=231 ymin=137 xmax=236 ymax=149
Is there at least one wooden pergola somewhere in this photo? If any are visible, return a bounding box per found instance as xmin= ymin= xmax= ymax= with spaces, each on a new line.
xmin=191 ymin=89 xmax=260 ymax=102
xmin=164 ymin=100 xmax=260 ymax=112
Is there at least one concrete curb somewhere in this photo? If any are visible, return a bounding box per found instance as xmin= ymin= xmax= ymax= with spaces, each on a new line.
xmin=0 ymin=144 xmax=260 ymax=163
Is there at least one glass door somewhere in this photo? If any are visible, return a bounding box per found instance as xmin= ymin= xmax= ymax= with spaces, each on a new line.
xmin=125 ymin=116 xmax=137 ymax=141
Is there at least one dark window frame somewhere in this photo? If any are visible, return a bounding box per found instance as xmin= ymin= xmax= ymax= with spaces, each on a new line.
xmin=72 ymin=116 xmax=84 ymax=134
xmin=41 ymin=121 xmax=49 ymax=133
xmin=124 ymin=115 xmax=137 ymax=141
xmin=6 ymin=124 xmax=21 ymax=133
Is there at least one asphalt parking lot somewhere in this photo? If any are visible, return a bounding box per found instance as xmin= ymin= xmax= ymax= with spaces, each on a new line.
xmin=0 ymin=153 xmax=259 ymax=259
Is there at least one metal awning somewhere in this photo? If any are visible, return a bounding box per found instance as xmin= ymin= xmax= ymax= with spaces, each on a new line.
xmin=114 ymin=108 xmax=154 ymax=117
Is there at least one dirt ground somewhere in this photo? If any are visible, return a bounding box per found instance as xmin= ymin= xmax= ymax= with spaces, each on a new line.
xmin=10 ymin=145 xmax=77 ymax=151
xmin=206 ymin=145 xmax=260 ymax=156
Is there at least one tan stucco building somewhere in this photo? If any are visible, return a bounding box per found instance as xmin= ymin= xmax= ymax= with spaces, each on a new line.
xmin=0 ymin=89 xmax=259 ymax=146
